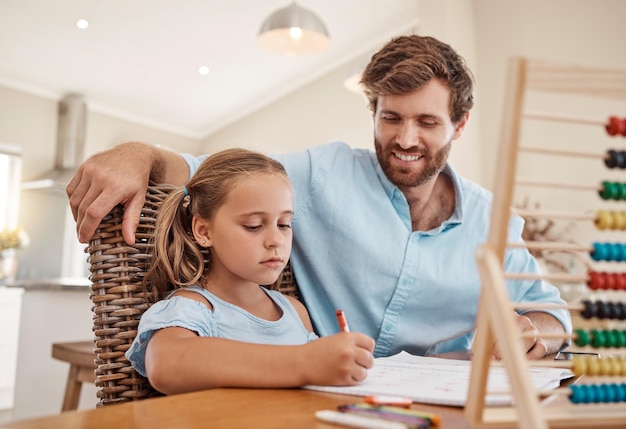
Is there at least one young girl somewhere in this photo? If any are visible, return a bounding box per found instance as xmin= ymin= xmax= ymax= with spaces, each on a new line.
xmin=126 ymin=148 xmax=374 ymax=395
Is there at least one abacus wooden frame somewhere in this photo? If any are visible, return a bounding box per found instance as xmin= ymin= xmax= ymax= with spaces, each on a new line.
xmin=465 ymin=58 xmax=626 ymax=429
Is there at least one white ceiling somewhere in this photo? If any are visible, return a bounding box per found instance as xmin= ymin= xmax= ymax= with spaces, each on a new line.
xmin=0 ymin=0 xmax=420 ymax=139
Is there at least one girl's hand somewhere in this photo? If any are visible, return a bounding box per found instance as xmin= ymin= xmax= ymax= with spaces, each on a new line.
xmin=301 ymin=332 xmax=375 ymax=386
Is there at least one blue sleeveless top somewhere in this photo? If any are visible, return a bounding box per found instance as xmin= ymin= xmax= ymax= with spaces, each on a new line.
xmin=126 ymin=286 xmax=318 ymax=377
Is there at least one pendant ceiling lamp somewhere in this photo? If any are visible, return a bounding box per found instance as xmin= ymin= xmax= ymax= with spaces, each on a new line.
xmin=258 ymin=2 xmax=330 ymax=56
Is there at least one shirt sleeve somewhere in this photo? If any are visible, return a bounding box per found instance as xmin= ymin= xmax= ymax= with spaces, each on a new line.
xmin=125 ymin=296 xmax=216 ymax=376
xmin=180 ymin=153 xmax=209 ymax=179
xmin=273 ymin=143 xmax=361 ymax=210
xmin=307 ymin=331 xmax=319 ymax=342
xmin=504 ymin=220 xmax=573 ymax=345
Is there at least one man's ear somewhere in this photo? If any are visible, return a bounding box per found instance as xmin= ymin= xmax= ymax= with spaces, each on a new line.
xmin=192 ymin=216 xmax=212 ymax=247
xmin=452 ymin=112 xmax=470 ymax=141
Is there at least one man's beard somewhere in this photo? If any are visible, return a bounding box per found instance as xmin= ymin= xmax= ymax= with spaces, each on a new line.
xmin=374 ymin=138 xmax=451 ymax=188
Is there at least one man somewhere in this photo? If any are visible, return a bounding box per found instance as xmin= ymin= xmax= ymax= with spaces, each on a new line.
xmin=68 ymin=35 xmax=571 ymax=359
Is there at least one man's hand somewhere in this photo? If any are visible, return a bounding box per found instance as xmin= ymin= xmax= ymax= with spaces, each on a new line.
xmin=492 ymin=311 xmax=566 ymax=360
xmin=67 ymin=142 xmax=153 ymax=244
xmin=67 ymin=142 xmax=189 ymax=244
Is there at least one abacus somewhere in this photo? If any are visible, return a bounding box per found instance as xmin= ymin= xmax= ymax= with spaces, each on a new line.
xmin=465 ymin=57 xmax=626 ymax=429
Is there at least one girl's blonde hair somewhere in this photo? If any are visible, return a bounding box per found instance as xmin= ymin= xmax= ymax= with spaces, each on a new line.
xmin=145 ymin=148 xmax=289 ymax=300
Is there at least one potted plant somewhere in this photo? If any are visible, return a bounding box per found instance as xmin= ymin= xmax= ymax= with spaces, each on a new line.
xmin=0 ymin=228 xmax=29 ymax=281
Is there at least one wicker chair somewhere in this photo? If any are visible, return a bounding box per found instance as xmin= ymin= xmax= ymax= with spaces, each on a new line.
xmin=86 ymin=183 xmax=300 ymax=406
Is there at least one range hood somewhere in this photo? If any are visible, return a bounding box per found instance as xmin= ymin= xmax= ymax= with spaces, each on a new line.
xmin=22 ymin=94 xmax=86 ymax=194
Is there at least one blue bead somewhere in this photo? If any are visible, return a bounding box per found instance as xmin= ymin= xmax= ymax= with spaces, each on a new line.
xmin=605 ymin=384 xmax=617 ymax=403
xmin=596 ymin=384 xmax=607 ymax=403
xmin=609 ymin=243 xmax=621 ymax=261
xmin=591 ymin=242 xmax=605 ymax=261
xmin=616 ymin=384 xmax=626 ymax=402
xmin=587 ymin=385 xmax=597 ymax=403
xmin=570 ymin=385 xmax=585 ymax=403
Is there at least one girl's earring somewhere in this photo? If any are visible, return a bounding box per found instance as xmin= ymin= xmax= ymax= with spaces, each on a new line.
xmin=202 ymin=240 xmax=207 ymax=245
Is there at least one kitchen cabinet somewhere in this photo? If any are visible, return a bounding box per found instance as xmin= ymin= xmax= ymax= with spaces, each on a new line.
xmin=10 ymin=282 xmax=97 ymax=421
xmin=0 ymin=287 xmax=23 ymax=410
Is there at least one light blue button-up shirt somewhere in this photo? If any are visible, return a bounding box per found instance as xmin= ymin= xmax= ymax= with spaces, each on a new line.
xmin=182 ymin=142 xmax=572 ymax=357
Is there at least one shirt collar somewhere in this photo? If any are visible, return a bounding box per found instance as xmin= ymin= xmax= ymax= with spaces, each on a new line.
xmin=443 ymin=164 xmax=464 ymax=225
xmin=372 ymin=154 xmax=464 ymax=228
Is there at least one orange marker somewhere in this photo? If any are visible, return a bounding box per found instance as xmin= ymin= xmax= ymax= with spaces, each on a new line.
xmin=336 ymin=309 xmax=350 ymax=332
xmin=364 ymin=395 xmax=413 ymax=408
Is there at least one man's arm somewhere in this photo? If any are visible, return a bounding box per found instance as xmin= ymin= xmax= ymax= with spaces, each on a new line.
xmin=66 ymin=142 xmax=190 ymax=244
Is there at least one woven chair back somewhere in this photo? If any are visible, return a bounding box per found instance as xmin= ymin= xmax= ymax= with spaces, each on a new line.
xmin=87 ymin=183 xmax=300 ymax=406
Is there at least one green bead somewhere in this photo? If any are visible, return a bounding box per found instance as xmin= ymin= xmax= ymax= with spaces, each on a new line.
xmin=591 ymin=329 xmax=606 ymax=348
xmin=610 ymin=182 xmax=620 ymax=199
xmin=617 ymin=183 xmax=626 ymax=200
xmin=575 ymin=328 xmax=590 ymax=347
xmin=605 ymin=330 xmax=617 ymax=348
xmin=616 ymin=330 xmax=626 ymax=348
xmin=600 ymin=181 xmax=616 ymax=200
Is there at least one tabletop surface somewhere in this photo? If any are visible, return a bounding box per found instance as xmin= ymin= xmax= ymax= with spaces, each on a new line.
xmin=10 ymin=351 xmax=617 ymax=429
xmin=4 ymin=387 xmax=471 ymax=429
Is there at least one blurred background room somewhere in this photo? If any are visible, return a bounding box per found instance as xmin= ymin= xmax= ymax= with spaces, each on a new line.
xmin=0 ymin=0 xmax=625 ymax=423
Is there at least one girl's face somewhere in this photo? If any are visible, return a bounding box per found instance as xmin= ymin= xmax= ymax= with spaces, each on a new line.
xmin=194 ymin=173 xmax=294 ymax=287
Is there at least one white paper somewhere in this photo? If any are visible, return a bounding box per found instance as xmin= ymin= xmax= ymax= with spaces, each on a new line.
xmin=304 ymin=351 xmax=572 ymax=407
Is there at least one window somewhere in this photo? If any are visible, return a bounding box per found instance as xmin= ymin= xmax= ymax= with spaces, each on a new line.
xmin=0 ymin=144 xmax=22 ymax=234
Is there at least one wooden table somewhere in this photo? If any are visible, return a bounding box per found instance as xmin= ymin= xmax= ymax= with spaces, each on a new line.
xmin=4 ymin=387 xmax=471 ymax=428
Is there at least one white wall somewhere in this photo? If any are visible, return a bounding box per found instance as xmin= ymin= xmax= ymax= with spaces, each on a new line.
xmin=203 ymin=61 xmax=374 ymax=154
xmin=474 ymin=0 xmax=626 ymax=194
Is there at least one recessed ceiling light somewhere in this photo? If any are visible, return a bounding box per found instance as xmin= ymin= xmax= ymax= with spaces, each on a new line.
xmin=198 ymin=66 xmax=210 ymax=75
xmin=76 ymin=19 xmax=89 ymax=29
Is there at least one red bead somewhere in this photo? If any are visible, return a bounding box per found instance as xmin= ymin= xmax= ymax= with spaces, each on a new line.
xmin=588 ymin=270 xmax=605 ymax=290
xmin=606 ymin=116 xmax=621 ymax=136
xmin=621 ymin=118 xmax=626 ymax=137
xmin=598 ymin=271 xmax=608 ymax=290
xmin=617 ymin=273 xmax=626 ymax=290
xmin=605 ymin=272 xmax=617 ymax=290
xmin=613 ymin=273 xmax=624 ymax=290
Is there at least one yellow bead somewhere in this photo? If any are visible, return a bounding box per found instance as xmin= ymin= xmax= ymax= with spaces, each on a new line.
xmin=595 ymin=210 xmax=612 ymax=230
xmin=614 ymin=211 xmax=626 ymax=230
xmin=600 ymin=358 xmax=613 ymax=376
xmin=586 ymin=357 xmax=601 ymax=375
xmin=572 ymin=356 xmax=587 ymax=376
xmin=610 ymin=358 xmax=623 ymax=376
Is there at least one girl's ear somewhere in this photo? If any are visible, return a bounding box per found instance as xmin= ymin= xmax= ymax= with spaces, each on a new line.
xmin=192 ymin=216 xmax=212 ymax=247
